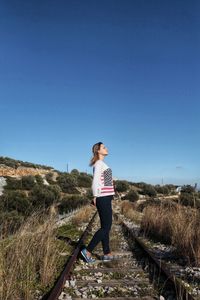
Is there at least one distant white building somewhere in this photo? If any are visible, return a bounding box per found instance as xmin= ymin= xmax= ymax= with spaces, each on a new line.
xmin=175 ymin=186 xmax=182 ymax=194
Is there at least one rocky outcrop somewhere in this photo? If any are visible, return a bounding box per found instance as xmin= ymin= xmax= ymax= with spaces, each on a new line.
xmin=0 ymin=164 xmax=57 ymax=179
xmin=0 ymin=177 xmax=7 ymax=196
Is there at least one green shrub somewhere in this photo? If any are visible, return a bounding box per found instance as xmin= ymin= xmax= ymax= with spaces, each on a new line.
xmin=115 ymin=180 xmax=129 ymax=193
xmin=29 ymin=185 xmax=61 ymax=209
xmin=58 ymin=195 xmax=89 ymax=213
xmin=35 ymin=175 xmax=44 ymax=185
xmin=140 ymin=184 xmax=157 ymax=197
xmin=181 ymin=185 xmax=195 ymax=193
xmin=45 ymin=172 xmax=55 ymax=184
xmin=77 ymin=174 xmax=92 ymax=188
xmin=57 ymin=173 xmax=78 ymax=193
xmin=5 ymin=176 xmax=37 ymax=191
xmin=0 ymin=156 xmax=52 ymax=170
xmin=123 ymin=190 xmax=139 ymax=202
xmin=4 ymin=177 xmax=22 ymax=190
xmin=154 ymin=185 xmax=170 ymax=195
xmin=179 ymin=185 xmax=200 ymax=208
xmin=179 ymin=193 xmax=200 ymax=208
xmin=21 ymin=175 xmax=36 ymax=190
xmin=0 ymin=191 xmax=32 ymax=215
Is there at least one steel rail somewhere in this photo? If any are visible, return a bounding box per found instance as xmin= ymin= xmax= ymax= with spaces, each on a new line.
xmin=114 ymin=212 xmax=196 ymax=300
xmin=42 ymin=210 xmax=97 ymax=300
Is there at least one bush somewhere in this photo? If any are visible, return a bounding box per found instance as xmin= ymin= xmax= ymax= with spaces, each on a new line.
xmin=140 ymin=184 xmax=157 ymax=197
xmin=123 ymin=190 xmax=139 ymax=202
xmin=115 ymin=180 xmax=129 ymax=193
xmin=21 ymin=175 xmax=36 ymax=190
xmin=0 ymin=191 xmax=32 ymax=215
xmin=179 ymin=185 xmax=200 ymax=208
xmin=58 ymin=195 xmax=89 ymax=213
xmin=0 ymin=156 xmax=52 ymax=170
xmin=29 ymin=185 xmax=61 ymax=209
xmin=57 ymin=173 xmax=78 ymax=193
xmin=45 ymin=172 xmax=55 ymax=184
xmin=179 ymin=193 xmax=200 ymax=208
xmin=77 ymin=174 xmax=92 ymax=188
xmin=0 ymin=157 xmax=18 ymax=168
xmin=181 ymin=185 xmax=195 ymax=193
xmin=35 ymin=175 xmax=44 ymax=185
xmin=4 ymin=177 xmax=22 ymax=190
xmin=50 ymin=184 xmax=62 ymax=200
xmin=154 ymin=185 xmax=170 ymax=195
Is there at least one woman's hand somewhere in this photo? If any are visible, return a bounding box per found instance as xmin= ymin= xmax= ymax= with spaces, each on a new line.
xmin=91 ymin=197 xmax=96 ymax=207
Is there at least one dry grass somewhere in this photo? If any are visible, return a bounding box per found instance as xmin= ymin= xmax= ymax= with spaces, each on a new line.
xmin=0 ymin=206 xmax=68 ymax=300
xmin=141 ymin=204 xmax=200 ymax=265
xmin=71 ymin=205 xmax=94 ymax=226
xmin=120 ymin=200 xmax=143 ymax=224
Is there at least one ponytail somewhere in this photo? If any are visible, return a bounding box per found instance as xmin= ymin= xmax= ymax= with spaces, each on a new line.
xmin=89 ymin=142 xmax=103 ymax=166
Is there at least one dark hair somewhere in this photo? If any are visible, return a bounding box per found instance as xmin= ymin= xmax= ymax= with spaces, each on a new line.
xmin=89 ymin=142 xmax=103 ymax=166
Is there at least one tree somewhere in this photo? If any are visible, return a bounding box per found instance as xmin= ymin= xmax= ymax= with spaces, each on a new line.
xmin=70 ymin=169 xmax=80 ymax=176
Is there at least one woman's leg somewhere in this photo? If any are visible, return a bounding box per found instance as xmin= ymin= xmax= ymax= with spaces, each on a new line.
xmin=86 ymin=195 xmax=113 ymax=254
xmin=101 ymin=196 xmax=112 ymax=254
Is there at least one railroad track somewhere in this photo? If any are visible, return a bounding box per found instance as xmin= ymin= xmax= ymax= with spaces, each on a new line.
xmin=42 ymin=203 xmax=198 ymax=300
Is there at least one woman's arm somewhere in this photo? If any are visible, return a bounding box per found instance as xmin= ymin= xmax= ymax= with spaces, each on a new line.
xmin=92 ymin=160 xmax=102 ymax=197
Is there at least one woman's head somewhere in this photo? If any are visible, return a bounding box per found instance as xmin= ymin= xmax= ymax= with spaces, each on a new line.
xmin=89 ymin=142 xmax=108 ymax=166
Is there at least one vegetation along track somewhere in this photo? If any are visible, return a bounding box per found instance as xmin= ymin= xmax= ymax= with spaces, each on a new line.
xmin=43 ymin=203 xmax=198 ymax=300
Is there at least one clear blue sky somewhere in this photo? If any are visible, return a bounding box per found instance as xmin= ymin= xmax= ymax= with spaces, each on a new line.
xmin=0 ymin=0 xmax=199 ymax=185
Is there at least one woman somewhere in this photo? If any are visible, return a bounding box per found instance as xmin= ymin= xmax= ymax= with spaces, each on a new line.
xmin=81 ymin=142 xmax=115 ymax=263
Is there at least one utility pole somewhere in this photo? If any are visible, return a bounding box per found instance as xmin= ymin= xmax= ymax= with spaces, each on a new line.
xmin=67 ymin=163 xmax=69 ymax=173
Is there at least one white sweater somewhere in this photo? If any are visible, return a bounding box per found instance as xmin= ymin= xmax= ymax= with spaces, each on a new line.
xmin=92 ymin=160 xmax=115 ymax=197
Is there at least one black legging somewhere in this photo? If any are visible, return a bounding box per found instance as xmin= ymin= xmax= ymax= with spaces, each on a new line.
xmin=86 ymin=195 xmax=113 ymax=255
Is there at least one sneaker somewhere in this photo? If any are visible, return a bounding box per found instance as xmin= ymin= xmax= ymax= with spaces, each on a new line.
xmin=81 ymin=248 xmax=96 ymax=263
xmin=101 ymin=254 xmax=118 ymax=261
xmin=101 ymin=255 xmax=113 ymax=262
